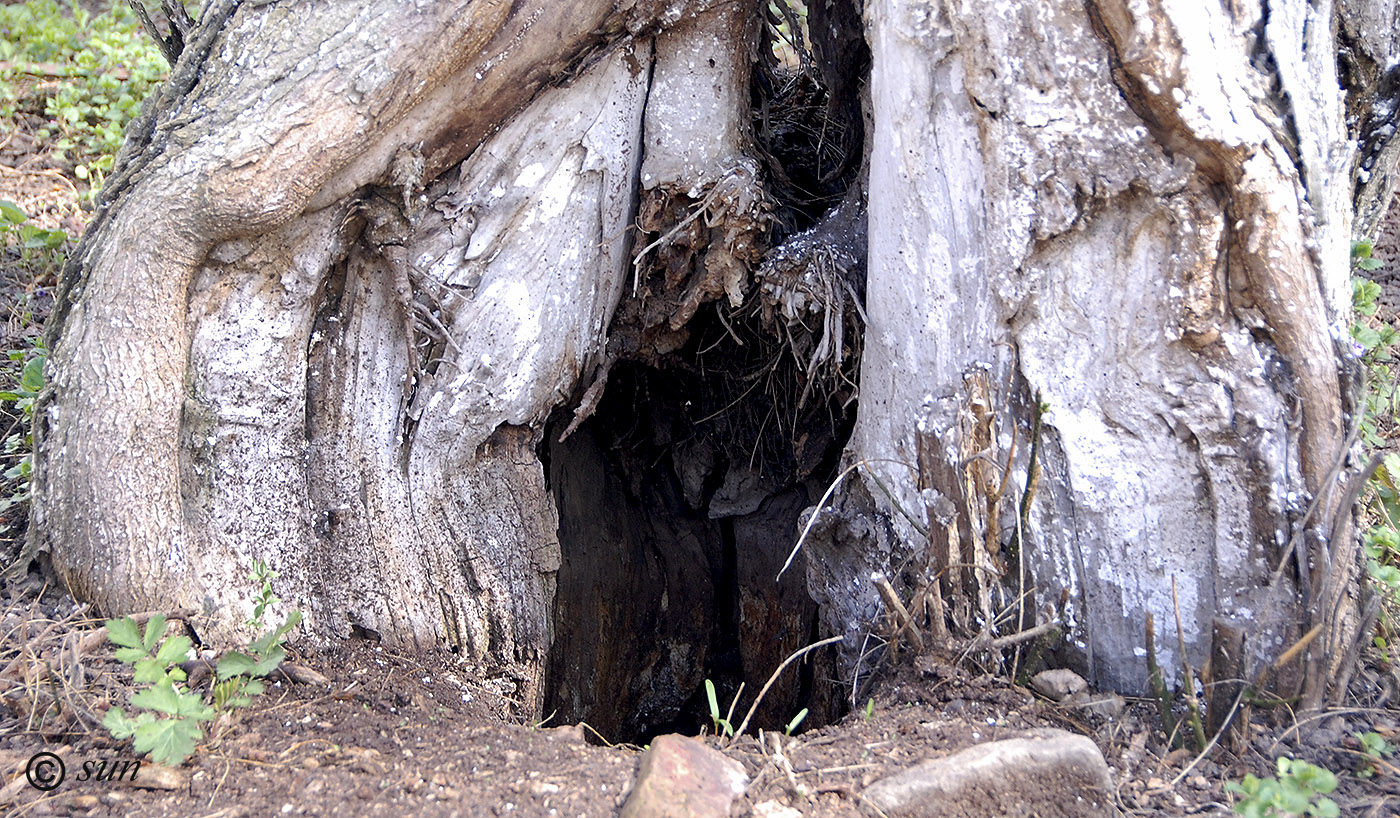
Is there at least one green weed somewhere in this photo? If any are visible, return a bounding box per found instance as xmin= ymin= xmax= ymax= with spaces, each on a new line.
xmin=101 ymin=614 xmax=215 ymax=766
xmin=1354 ymin=730 xmax=1394 ymax=779
xmin=1226 ymin=757 xmax=1339 ymax=818
xmin=704 ymin=678 xmax=735 ymax=738
xmin=104 ymin=561 xmax=302 ymax=765
xmin=0 ymin=0 xmax=168 ymax=188
xmin=784 ymin=707 xmax=808 ymax=736
xmin=1350 ymin=248 xmax=1399 ymax=450
xmin=0 ymin=333 xmax=46 ymax=515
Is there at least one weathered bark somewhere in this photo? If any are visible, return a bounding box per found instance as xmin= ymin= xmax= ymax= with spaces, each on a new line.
xmin=33 ymin=0 xmax=730 ymax=716
xmin=1339 ymin=0 xmax=1400 ymax=237
xmin=826 ymin=0 xmax=1381 ymax=703
xmin=29 ymin=0 xmax=1397 ymax=727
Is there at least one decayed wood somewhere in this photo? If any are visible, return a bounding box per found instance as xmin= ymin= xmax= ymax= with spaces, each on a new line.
xmin=1206 ymin=618 xmax=1246 ymax=740
xmin=841 ymin=0 xmax=1376 ymax=702
xmin=28 ymin=0 xmax=1397 ymax=717
xmin=32 ymin=0 xmax=723 ymax=716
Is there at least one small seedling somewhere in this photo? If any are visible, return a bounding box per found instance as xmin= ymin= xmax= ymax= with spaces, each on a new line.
xmin=864 ymin=697 xmax=874 ymax=721
xmin=704 ymin=679 xmax=734 ymax=737
xmin=702 ymin=679 xmax=747 ymax=739
xmin=1355 ymin=730 xmax=1394 ymax=778
xmin=102 ymin=615 xmax=215 ymax=766
xmin=214 ymin=609 xmax=302 ymax=710
xmin=784 ymin=707 xmax=808 ymax=736
xmin=246 ymin=558 xmax=281 ymax=631
xmin=104 ymin=561 xmax=302 ymax=765
xmin=1226 ymin=757 xmax=1340 ymax=818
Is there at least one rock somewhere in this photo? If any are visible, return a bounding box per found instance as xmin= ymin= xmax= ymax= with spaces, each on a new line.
xmin=1030 ymin=669 xmax=1089 ymax=702
xmin=543 ymin=724 xmax=588 ymax=744
xmin=752 ymin=801 xmax=803 ymax=818
xmin=619 ymin=735 xmax=748 ymax=818
xmin=124 ymin=763 xmax=185 ymax=791
xmin=863 ymin=729 xmax=1113 ymax=818
xmin=1076 ymin=692 xmax=1126 ymax=719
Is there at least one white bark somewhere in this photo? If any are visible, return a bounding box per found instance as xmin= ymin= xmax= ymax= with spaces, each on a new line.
xmin=846 ymin=0 xmax=1358 ymax=694
xmin=33 ymin=0 xmax=1392 ymax=717
xmin=33 ymin=0 xmax=724 ymax=715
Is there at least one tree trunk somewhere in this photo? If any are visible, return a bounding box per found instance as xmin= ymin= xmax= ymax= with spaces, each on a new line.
xmin=26 ymin=0 xmax=1398 ymax=729
xmin=32 ymin=0 xmax=739 ymax=716
xmin=821 ymin=0 xmax=1389 ymax=706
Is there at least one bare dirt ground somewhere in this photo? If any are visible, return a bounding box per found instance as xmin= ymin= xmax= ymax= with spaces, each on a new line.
xmin=2 ymin=564 xmax=1400 ymax=818
xmin=4 ymin=59 xmax=1400 ymax=818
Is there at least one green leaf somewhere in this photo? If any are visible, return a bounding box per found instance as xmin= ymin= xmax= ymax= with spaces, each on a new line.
xmin=785 ymin=708 xmax=808 ymax=735
xmin=1353 ymin=325 xmax=1382 ymax=350
xmin=114 ymin=646 xmax=147 ymax=665
xmin=1299 ymin=763 xmax=1337 ymax=794
xmin=103 ymin=705 xmax=137 ymax=739
xmin=249 ymin=610 xmax=301 ymax=656
xmin=132 ymin=717 xmax=204 ymax=766
xmin=0 ymin=200 xmax=26 ymax=224
xmin=153 ymin=634 xmax=192 ymax=667
xmin=132 ymin=657 xmax=169 ymax=684
xmin=106 ymin=617 xmax=143 ymax=650
xmin=250 ymin=644 xmax=286 ymax=678
xmin=130 ymin=678 xmax=182 ymax=716
xmin=1279 ymin=790 xmax=1310 ymax=813
xmin=216 ymin=651 xmax=257 ymax=680
xmin=1360 ymin=257 xmax=1385 ymax=271
xmin=176 ymin=692 xmax=215 ymax=721
xmin=1311 ymin=797 xmax=1340 ymax=818
xmin=141 ymin=614 xmax=167 ymax=652
xmin=1373 ymin=565 xmax=1400 ymax=586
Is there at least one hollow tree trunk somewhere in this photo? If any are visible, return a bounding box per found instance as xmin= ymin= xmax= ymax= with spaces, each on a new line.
xmin=31 ymin=0 xmax=743 ymax=715
xmin=810 ymin=0 xmax=1393 ymax=706
xmin=27 ymin=0 xmax=1399 ymax=725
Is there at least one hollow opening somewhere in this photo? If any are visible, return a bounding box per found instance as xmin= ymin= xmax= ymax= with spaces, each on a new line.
xmin=540 ymin=0 xmax=871 ymax=745
xmin=542 ymin=299 xmax=858 ymax=743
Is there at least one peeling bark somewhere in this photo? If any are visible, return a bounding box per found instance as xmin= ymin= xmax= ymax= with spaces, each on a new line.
xmin=34 ymin=0 xmax=722 ymax=716
xmin=29 ymin=0 xmax=1396 ymax=721
xmin=841 ymin=0 xmax=1376 ymax=701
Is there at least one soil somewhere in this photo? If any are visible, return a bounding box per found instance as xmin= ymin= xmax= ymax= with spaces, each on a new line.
xmin=3 ymin=567 xmax=1400 ymax=818
xmin=4 ymin=27 xmax=1400 ymax=818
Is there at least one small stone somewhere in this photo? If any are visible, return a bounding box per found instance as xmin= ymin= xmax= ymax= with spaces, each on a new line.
xmin=100 ymin=792 xmax=126 ymax=805
xmin=1030 ymin=669 xmax=1089 ymax=702
xmin=125 ymin=763 xmax=185 ymax=791
xmin=753 ymin=800 xmax=803 ymax=818
xmin=619 ymin=735 xmax=748 ymax=818
xmin=864 ymin=729 xmax=1113 ymax=818
xmin=544 ymin=724 xmax=588 ymax=744
xmin=302 ymin=757 xmax=319 ymax=769
xmin=69 ymin=795 xmax=100 ymax=809
xmin=1075 ymin=693 xmax=1126 ymax=719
